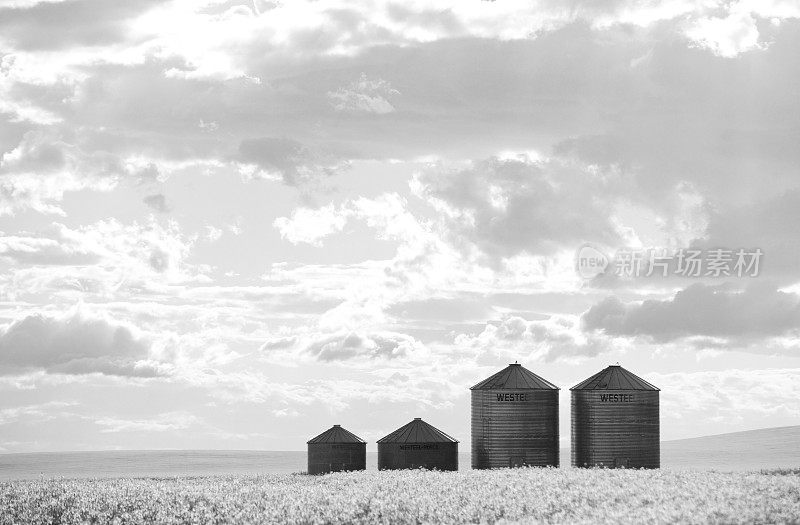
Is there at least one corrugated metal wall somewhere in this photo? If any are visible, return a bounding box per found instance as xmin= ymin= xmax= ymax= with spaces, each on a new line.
xmin=307 ymin=443 xmax=367 ymax=474
xmin=471 ymin=389 xmax=560 ymax=468
xmin=378 ymin=442 xmax=458 ymax=471
xmin=571 ymin=390 xmax=659 ymax=468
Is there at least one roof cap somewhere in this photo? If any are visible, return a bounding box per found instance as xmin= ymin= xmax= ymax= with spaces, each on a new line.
xmin=307 ymin=425 xmax=366 ymax=444
xmin=470 ymin=363 xmax=559 ymax=390
xmin=377 ymin=418 xmax=458 ymax=443
xmin=570 ymin=365 xmax=659 ymax=391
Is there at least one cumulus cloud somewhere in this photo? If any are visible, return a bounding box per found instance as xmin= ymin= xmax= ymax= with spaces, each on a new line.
xmin=0 ymin=132 xmax=116 ymax=214
xmin=0 ymin=309 xmax=161 ymax=376
xmin=683 ymin=0 xmax=800 ymax=58
xmin=412 ymin=157 xmax=625 ymax=261
xmin=142 ymin=193 xmax=170 ymax=213
xmin=582 ymin=282 xmax=800 ymax=344
xmin=305 ymin=331 xmax=419 ymax=362
xmin=2 ymin=0 xmax=800 ymax=451
xmin=3 ymin=9 xmax=797 ymax=210
xmin=236 ymin=137 xmax=349 ymax=186
xmin=121 ymin=0 xmax=800 ymax=76
xmin=272 ymin=203 xmax=350 ymax=246
xmin=686 ymin=11 xmax=763 ymax=57
xmin=327 ymin=73 xmax=399 ymax=114
xmin=0 ymin=131 xmax=162 ymax=215
xmin=0 ymin=218 xmax=200 ymax=302
xmin=455 ymin=315 xmax=608 ymax=362
xmin=0 ymin=226 xmax=99 ymax=265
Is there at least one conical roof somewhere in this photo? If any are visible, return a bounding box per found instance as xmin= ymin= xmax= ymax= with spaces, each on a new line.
xmin=377 ymin=418 xmax=458 ymax=443
xmin=570 ymin=365 xmax=659 ymax=391
xmin=470 ymin=363 xmax=559 ymax=390
xmin=307 ymin=424 xmax=365 ymax=444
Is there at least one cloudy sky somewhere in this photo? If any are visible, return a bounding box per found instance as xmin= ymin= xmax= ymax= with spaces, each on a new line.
xmin=1 ymin=0 xmax=799 ymax=453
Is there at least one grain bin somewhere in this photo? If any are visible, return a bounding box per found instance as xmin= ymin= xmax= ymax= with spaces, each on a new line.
xmin=571 ymin=365 xmax=660 ymax=468
xmin=307 ymin=424 xmax=366 ymax=474
xmin=471 ymin=362 xmax=560 ymax=468
xmin=377 ymin=418 xmax=458 ymax=471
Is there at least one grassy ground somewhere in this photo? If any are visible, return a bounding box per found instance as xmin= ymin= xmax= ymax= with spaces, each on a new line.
xmin=1 ymin=468 xmax=799 ymax=524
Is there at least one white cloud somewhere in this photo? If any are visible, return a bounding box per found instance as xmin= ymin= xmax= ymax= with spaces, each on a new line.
xmin=327 ymin=73 xmax=399 ymax=114
xmin=0 ymin=308 xmax=162 ymax=377
xmin=0 ymin=401 xmax=76 ymax=424
xmin=273 ymin=204 xmax=351 ymax=246
xmin=0 ymin=0 xmax=68 ymax=8
xmin=1 ymin=0 xmax=800 ymax=451
xmin=652 ymin=368 xmax=800 ymax=437
xmin=685 ymin=0 xmax=800 ymax=57
xmin=454 ymin=315 xmax=608 ymax=363
xmin=582 ymin=282 xmax=800 ymax=348
xmin=411 ymin=157 xmax=627 ymax=261
xmin=304 ymin=330 xmax=424 ymax=362
xmin=0 ymin=131 xmax=159 ymax=215
xmin=0 ymin=218 xmax=204 ymax=307
xmin=142 ymin=193 xmax=170 ymax=213
xmin=687 ymin=11 xmax=763 ymax=57
xmin=271 ymin=407 xmax=299 ymax=418
xmin=236 ymin=137 xmax=349 ymax=186
xmin=95 ymin=411 xmax=199 ymax=433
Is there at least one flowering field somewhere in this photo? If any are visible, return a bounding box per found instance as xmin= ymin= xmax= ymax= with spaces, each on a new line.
xmin=1 ymin=468 xmax=799 ymax=524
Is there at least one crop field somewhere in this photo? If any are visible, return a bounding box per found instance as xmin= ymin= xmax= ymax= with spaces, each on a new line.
xmin=1 ymin=468 xmax=799 ymax=525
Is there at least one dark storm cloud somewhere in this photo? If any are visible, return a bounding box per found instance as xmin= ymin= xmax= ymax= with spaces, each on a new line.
xmin=0 ymin=311 xmax=161 ymax=376
xmin=0 ymin=0 xmax=165 ymax=50
xmin=582 ymin=282 xmax=800 ymax=343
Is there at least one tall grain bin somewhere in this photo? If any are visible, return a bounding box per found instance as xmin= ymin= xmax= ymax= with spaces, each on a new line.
xmin=471 ymin=362 xmax=560 ymax=468
xmin=377 ymin=418 xmax=458 ymax=471
xmin=571 ymin=365 xmax=660 ymax=468
xmin=307 ymin=424 xmax=366 ymax=474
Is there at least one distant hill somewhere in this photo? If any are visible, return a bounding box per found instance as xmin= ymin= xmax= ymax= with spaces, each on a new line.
xmin=661 ymin=425 xmax=800 ymax=471
xmin=1 ymin=427 xmax=798 ymax=480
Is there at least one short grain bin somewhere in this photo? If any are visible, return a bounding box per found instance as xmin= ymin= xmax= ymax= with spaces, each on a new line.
xmin=307 ymin=424 xmax=366 ymax=474
xmin=571 ymin=365 xmax=660 ymax=469
xmin=471 ymin=362 xmax=560 ymax=469
xmin=377 ymin=418 xmax=458 ymax=471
